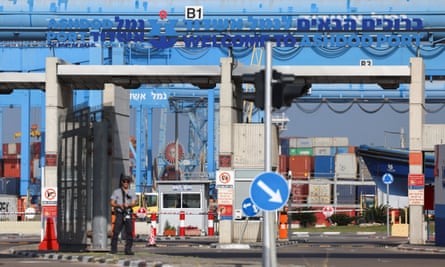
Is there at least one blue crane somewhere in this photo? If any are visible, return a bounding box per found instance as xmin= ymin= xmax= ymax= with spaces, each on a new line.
xmin=129 ymin=87 xmax=218 ymax=194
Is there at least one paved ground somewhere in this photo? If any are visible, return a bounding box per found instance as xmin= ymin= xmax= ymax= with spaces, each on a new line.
xmin=2 ymin=232 xmax=445 ymax=267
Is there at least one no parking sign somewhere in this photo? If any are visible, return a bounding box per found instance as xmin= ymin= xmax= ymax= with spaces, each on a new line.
xmin=42 ymin=187 xmax=57 ymax=205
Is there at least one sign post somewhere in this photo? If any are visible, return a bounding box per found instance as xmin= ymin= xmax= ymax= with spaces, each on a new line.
xmin=382 ymin=173 xmax=394 ymax=237
xmin=250 ymin=171 xmax=290 ymax=267
xmin=262 ymin=42 xmax=275 ymax=267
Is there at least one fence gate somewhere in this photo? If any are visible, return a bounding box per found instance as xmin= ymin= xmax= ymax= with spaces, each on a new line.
xmin=57 ymin=107 xmax=111 ymax=251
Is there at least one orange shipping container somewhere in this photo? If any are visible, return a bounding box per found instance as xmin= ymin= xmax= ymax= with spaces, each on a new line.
xmin=3 ymin=158 xmax=21 ymax=177
xmin=279 ymin=155 xmax=289 ymax=175
xmin=289 ymin=155 xmax=313 ymax=179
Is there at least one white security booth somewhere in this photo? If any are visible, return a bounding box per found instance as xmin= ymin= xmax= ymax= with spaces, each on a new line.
xmin=157 ymin=180 xmax=210 ymax=236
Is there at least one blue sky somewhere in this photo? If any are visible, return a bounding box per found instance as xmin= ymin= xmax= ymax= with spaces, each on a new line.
xmin=282 ymin=103 xmax=445 ymax=147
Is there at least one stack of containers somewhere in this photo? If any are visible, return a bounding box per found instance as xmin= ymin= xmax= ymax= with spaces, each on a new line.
xmin=279 ymin=136 xmax=364 ymax=207
xmin=286 ymin=137 xmax=312 ymax=204
xmin=309 ymin=137 xmax=336 ymax=205
xmin=278 ymin=138 xmax=290 ymax=177
xmin=334 ymin=138 xmax=358 ymax=205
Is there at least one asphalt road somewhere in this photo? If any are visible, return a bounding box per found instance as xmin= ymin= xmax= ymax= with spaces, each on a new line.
xmin=2 ymin=234 xmax=445 ymax=267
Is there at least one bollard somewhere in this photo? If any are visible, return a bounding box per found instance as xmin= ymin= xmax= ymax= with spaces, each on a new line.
xmin=132 ymin=213 xmax=136 ymax=238
xmin=179 ymin=211 xmax=185 ymax=237
xmin=278 ymin=211 xmax=288 ymax=239
xmin=208 ymin=212 xmax=214 ymax=236
xmin=150 ymin=212 xmax=157 ymax=236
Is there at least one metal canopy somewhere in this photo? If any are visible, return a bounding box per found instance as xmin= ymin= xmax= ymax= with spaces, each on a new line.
xmin=0 ymin=63 xmax=434 ymax=91
xmin=0 ymin=73 xmax=46 ymax=90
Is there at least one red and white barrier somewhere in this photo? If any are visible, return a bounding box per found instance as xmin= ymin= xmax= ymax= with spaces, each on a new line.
xmin=150 ymin=212 xmax=157 ymax=236
xmin=147 ymin=212 xmax=157 ymax=246
xmin=179 ymin=211 xmax=185 ymax=237
xmin=208 ymin=211 xmax=214 ymax=236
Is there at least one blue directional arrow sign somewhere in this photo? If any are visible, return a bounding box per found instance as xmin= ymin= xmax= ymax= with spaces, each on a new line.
xmin=250 ymin=172 xmax=290 ymax=211
xmin=382 ymin=173 xmax=394 ymax=185
xmin=242 ymin=197 xmax=260 ymax=217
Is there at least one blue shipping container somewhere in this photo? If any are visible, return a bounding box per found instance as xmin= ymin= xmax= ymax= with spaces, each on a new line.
xmin=337 ymin=184 xmax=356 ymax=204
xmin=280 ymin=138 xmax=290 ymax=156
xmin=0 ymin=177 xmax=20 ymax=195
xmin=313 ymin=155 xmax=335 ymax=178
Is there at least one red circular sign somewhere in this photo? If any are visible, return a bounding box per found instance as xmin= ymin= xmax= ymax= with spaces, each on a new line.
xmin=219 ymin=172 xmax=231 ymax=184
xmin=44 ymin=188 xmax=57 ymax=201
xmin=322 ymin=206 xmax=334 ymax=218
xmin=159 ymin=10 xmax=168 ymax=19
xmin=136 ymin=207 xmax=147 ymax=218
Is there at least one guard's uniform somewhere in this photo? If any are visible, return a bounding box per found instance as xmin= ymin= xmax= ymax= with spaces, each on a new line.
xmin=110 ymin=187 xmax=137 ymax=254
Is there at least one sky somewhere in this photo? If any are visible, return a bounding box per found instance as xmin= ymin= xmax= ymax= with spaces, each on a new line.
xmin=281 ymin=102 xmax=445 ymax=148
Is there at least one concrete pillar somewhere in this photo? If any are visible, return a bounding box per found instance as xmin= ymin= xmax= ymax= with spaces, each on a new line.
xmin=409 ymin=57 xmax=425 ymax=244
xmin=218 ymin=57 xmax=234 ymax=244
xmin=103 ymin=84 xmax=130 ymax=187
xmin=92 ymin=119 xmax=111 ymax=250
xmin=44 ymin=57 xmax=72 ymax=193
xmin=43 ymin=57 xmax=72 ymax=240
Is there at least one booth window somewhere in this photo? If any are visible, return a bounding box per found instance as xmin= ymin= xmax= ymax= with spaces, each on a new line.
xmin=162 ymin=193 xmax=201 ymax=209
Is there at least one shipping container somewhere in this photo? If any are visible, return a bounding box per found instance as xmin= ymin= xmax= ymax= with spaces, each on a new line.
xmin=3 ymin=158 xmax=21 ymax=177
xmin=288 ymin=155 xmax=312 ymax=179
xmin=0 ymin=177 xmax=20 ymax=195
xmin=312 ymin=137 xmax=334 ymax=147
xmin=233 ymin=123 xmax=279 ymax=169
xmin=336 ymin=146 xmax=349 ymax=154
xmin=307 ymin=182 xmax=331 ymax=204
xmin=0 ymin=195 xmax=18 ymax=221
xmin=289 ymin=147 xmax=313 ymax=156
xmin=335 ymin=153 xmax=358 ymax=179
xmin=2 ymin=143 xmax=21 ymax=159
xmin=280 ymin=138 xmax=290 ymax=155
xmin=289 ymin=137 xmax=312 ymax=148
xmin=313 ymin=146 xmax=336 ymax=156
xmin=356 ymin=185 xmax=376 ymax=196
xmin=332 ymin=137 xmax=349 ymax=147
xmin=313 ymin=155 xmax=335 ymax=178
xmin=279 ymin=155 xmax=289 ymax=175
xmin=291 ymin=184 xmax=309 ymax=204
xmin=336 ymin=184 xmax=357 ymax=204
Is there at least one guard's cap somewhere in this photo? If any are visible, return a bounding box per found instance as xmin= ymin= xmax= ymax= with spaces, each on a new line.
xmin=120 ymin=174 xmax=131 ymax=183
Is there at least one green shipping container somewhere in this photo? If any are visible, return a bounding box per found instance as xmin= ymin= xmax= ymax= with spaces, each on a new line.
xmin=289 ymin=147 xmax=313 ymax=156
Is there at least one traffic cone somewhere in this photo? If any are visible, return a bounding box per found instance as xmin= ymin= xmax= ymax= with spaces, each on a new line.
xmin=147 ymin=225 xmax=156 ymax=247
xmin=39 ymin=217 xmax=59 ymax=251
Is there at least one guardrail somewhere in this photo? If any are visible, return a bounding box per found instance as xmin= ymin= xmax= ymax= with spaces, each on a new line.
xmin=0 ymin=211 xmax=41 ymax=222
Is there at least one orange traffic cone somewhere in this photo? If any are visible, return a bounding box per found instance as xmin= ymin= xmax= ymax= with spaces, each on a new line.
xmin=38 ymin=217 xmax=59 ymax=251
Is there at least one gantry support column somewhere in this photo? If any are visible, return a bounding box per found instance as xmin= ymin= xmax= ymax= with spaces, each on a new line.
xmin=218 ymin=57 xmax=235 ymax=244
xmin=91 ymin=83 xmax=130 ymax=250
xmin=44 ymin=57 xmax=73 ymax=233
xmin=409 ymin=57 xmax=425 ymax=244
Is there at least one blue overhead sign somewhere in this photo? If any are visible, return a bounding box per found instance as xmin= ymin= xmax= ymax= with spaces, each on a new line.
xmin=250 ymin=172 xmax=289 ymax=211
